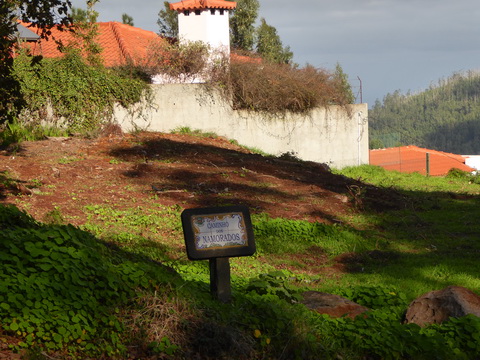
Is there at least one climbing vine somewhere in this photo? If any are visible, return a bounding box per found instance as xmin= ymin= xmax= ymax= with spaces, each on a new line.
xmin=9 ymin=49 xmax=150 ymax=134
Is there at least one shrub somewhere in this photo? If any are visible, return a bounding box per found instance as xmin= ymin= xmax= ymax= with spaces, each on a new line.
xmin=446 ymin=168 xmax=471 ymax=179
xmin=141 ymin=39 xmax=213 ymax=83
xmin=217 ymin=60 xmax=354 ymax=114
xmin=139 ymin=40 xmax=355 ymax=114
xmin=446 ymin=168 xmax=480 ymax=184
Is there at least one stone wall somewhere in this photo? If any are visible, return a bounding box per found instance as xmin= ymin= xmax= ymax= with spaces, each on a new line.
xmin=114 ymin=84 xmax=369 ymax=169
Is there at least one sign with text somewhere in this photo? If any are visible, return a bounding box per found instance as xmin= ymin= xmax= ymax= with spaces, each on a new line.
xmin=181 ymin=205 xmax=255 ymax=260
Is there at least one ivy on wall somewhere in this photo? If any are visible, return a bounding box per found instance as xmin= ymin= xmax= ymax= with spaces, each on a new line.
xmin=11 ymin=49 xmax=150 ymax=133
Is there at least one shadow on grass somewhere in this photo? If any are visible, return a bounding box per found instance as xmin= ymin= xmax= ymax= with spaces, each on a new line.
xmin=108 ymin=137 xmax=407 ymax=219
xmin=0 ymin=170 xmax=27 ymax=199
xmin=334 ymin=188 xmax=480 ymax=296
xmin=105 ymin=136 xmax=480 ymax=293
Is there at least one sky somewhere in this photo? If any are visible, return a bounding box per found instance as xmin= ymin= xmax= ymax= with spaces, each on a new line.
xmin=70 ymin=0 xmax=480 ymax=107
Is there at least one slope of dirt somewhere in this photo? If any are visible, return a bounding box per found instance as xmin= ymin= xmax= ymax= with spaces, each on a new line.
xmin=0 ymin=131 xmax=407 ymax=226
xmin=0 ymin=131 xmax=407 ymax=358
xmin=0 ymin=132 xmax=401 ymax=226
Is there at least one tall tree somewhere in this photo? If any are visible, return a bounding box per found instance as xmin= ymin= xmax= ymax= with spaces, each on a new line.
xmin=161 ymin=0 xmax=294 ymax=63
xmin=71 ymin=6 xmax=88 ymax=23
xmin=334 ymin=62 xmax=355 ymax=104
xmin=122 ymin=13 xmax=134 ymax=26
xmin=68 ymin=0 xmax=101 ymax=66
xmin=0 ymin=0 xmax=72 ymax=125
xmin=157 ymin=1 xmax=177 ymax=37
xmin=370 ymin=71 xmax=480 ymax=153
xmin=230 ymin=0 xmax=259 ymax=51
xmin=255 ymin=18 xmax=293 ymax=64
xmin=1 ymin=0 xmax=72 ymax=65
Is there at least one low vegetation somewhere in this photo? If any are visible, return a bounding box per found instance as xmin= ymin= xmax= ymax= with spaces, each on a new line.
xmin=140 ymin=40 xmax=355 ymax=114
xmin=1 ymin=153 xmax=480 ymax=358
xmin=1 ymin=15 xmax=478 ymax=357
xmin=141 ymin=39 xmax=213 ymax=83
xmin=220 ymin=61 xmax=353 ymax=114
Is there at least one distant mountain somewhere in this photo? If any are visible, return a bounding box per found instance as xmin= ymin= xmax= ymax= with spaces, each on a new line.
xmin=369 ymin=71 xmax=480 ymax=154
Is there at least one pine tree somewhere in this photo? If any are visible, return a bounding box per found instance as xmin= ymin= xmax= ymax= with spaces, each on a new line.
xmin=230 ymin=0 xmax=259 ymax=51
xmin=256 ymin=18 xmax=292 ymax=64
xmin=157 ymin=1 xmax=178 ymax=37
xmin=122 ymin=13 xmax=134 ymax=26
xmin=334 ymin=62 xmax=355 ymax=104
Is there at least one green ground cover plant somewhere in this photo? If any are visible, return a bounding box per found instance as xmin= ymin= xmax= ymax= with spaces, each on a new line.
xmin=2 ymin=160 xmax=480 ymax=358
xmin=0 ymin=204 xmax=178 ymax=357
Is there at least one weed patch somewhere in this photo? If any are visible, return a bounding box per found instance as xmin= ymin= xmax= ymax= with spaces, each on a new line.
xmin=253 ymin=215 xmax=375 ymax=256
xmin=0 ymin=204 xmax=176 ymax=357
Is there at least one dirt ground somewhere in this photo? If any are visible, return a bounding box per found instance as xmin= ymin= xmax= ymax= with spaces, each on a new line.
xmin=0 ymin=131 xmax=406 ymax=271
xmin=0 ymin=131 xmax=362 ymax=223
xmin=1 ymin=131 xmax=404 ymax=273
xmin=0 ymin=131 xmax=404 ymax=358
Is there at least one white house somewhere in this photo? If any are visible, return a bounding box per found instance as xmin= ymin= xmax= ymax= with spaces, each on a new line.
xmin=464 ymin=155 xmax=480 ymax=172
xmin=169 ymin=0 xmax=236 ymax=55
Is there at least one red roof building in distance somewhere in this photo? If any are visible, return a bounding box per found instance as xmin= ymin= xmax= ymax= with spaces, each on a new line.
xmin=370 ymin=146 xmax=475 ymax=176
xmin=18 ymin=21 xmax=163 ymax=67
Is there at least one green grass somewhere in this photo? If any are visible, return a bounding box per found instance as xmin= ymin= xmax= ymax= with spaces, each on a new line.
xmin=337 ymin=164 xmax=480 ymax=194
xmin=58 ymin=156 xmax=82 ymax=165
xmin=170 ymin=126 xmax=217 ymax=139
xmin=3 ymin=164 xmax=480 ymax=359
xmin=0 ymin=119 xmax=68 ymax=148
xmin=77 ymin=166 xmax=480 ymax=299
xmin=332 ymin=164 xmax=480 ymax=298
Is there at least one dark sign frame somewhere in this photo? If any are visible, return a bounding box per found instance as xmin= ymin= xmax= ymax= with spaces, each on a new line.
xmin=181 ymin=205 xmax=256 ymax=260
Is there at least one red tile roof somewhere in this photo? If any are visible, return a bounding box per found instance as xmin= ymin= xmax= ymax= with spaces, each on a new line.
xmin=19 ymin=22 xmax=163 ymax=67
xmin=230 ymin=52 xmax=262 ymax=64
xmin=370 ymin=146 xmax=475 ymax=176
xmin=170 ymin=0 xmax=237 ymax=11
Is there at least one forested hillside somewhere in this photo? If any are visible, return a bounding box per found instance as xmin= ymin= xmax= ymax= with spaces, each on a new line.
xmin=369 ymin=71 xmax=480 ymax=154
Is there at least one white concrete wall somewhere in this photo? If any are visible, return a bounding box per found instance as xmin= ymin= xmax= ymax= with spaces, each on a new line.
xmin=114 ymin=84 xmax=369 ymax=169
xmin=178 ymin=9 xmax=231 ymax=54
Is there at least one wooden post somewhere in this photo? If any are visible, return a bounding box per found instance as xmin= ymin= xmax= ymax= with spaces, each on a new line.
xmin=426 ymin=152 xmax=430 ymax=177
xmin=209 ymin=257 xmax=231 ymax=303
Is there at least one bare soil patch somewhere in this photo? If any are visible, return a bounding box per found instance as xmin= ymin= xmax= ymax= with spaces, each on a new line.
xmin=0 ymin=132 xmax=401 ymax=221
xmin=0 ymin=132 xmax=404 ymax=276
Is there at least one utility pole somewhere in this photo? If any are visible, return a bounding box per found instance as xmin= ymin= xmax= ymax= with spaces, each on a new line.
xmin=357 ymin=76 xmax=363 ymax=104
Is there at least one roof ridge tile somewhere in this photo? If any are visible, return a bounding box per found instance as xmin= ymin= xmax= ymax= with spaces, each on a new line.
xmin=110 ymin=22 xmax=130 ymax=63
